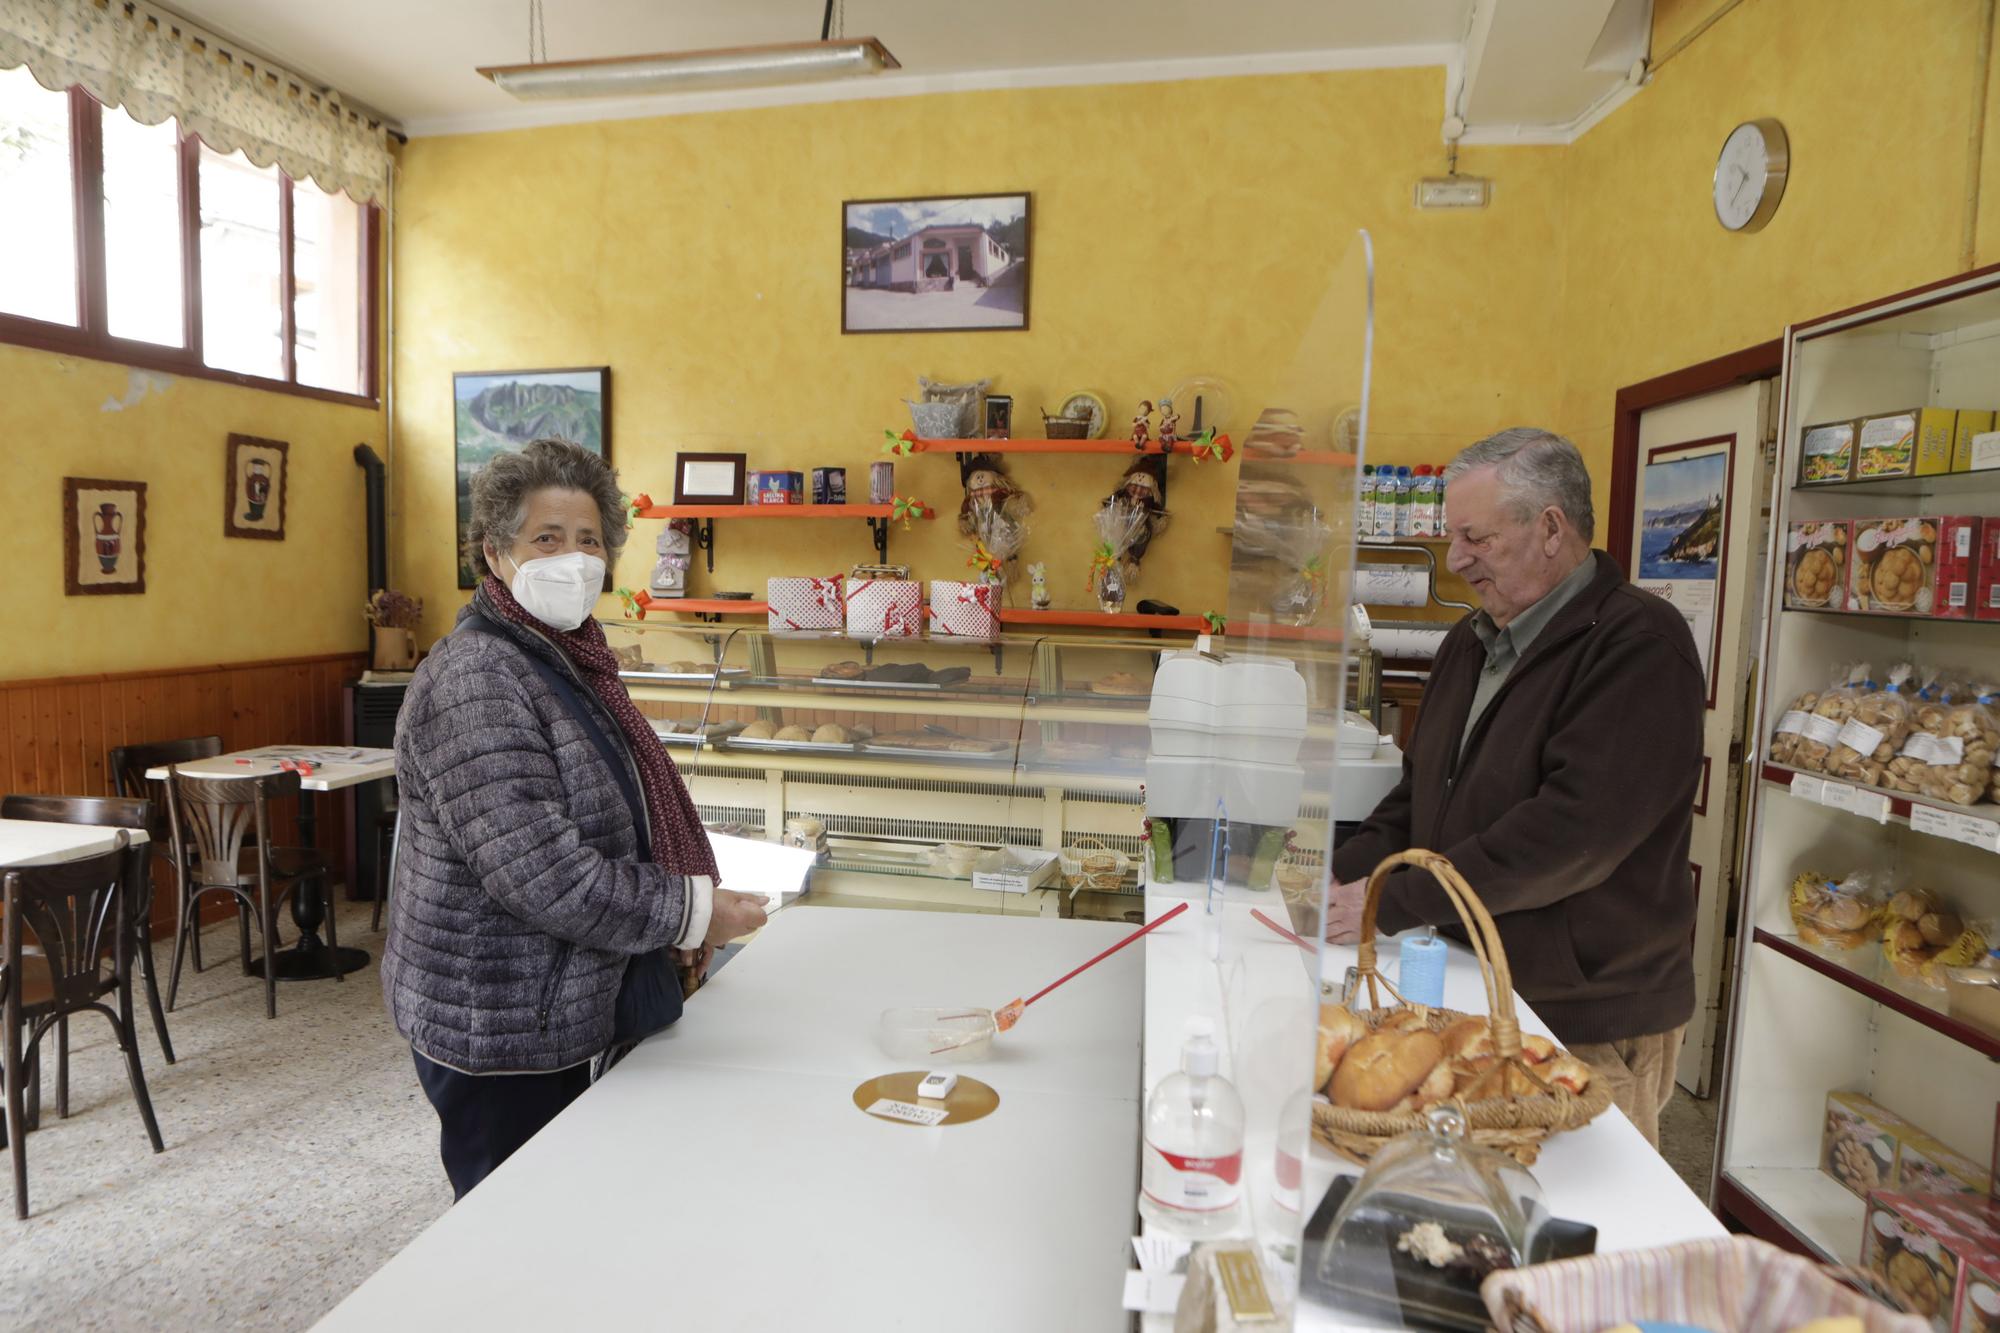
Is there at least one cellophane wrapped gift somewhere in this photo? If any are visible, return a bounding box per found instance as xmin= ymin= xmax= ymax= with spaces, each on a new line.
xmin=845 ymin=577 xmax=922 ymax=638
xmin=766 ymin=576 xmax=845 ymax=631
xmin=930 ymin=580 xmax=998 ymax=637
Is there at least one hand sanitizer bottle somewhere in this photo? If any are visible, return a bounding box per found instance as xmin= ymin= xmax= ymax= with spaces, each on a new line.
xmin=1139 ymin=1018 xmax=1246 ymax=1236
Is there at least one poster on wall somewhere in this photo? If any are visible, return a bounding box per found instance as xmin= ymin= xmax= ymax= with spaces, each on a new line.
xmin=453 ymin=367 xmax=610 ymax=588
xmin=842 ymin=193 xmax=1031 ymax=334
xmin=1634 ymin=436 xmax=1734 ymax=701
xmin=64 ymin=476 xmax=147 ymax=596
xmin=225 ymin=434 xmax=289 ymax=540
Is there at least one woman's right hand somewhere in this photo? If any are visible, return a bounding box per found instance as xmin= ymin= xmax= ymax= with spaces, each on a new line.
xmin=706 ymin=888 xmax=770 ymax=944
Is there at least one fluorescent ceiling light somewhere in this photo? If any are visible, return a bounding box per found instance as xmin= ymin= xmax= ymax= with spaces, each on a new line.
xmin=478 ymin=38 xmax=901 ymax=100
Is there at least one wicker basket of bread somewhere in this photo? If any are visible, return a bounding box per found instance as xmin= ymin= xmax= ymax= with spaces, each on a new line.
xmin=1311 ymin=849 xmax=1614 ymax=1166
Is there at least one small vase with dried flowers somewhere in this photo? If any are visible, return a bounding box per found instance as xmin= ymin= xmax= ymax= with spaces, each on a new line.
xmin=365 ymin=589 xmax=423 ymax=670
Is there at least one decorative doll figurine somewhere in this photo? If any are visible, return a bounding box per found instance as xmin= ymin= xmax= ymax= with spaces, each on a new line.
xmin=1028 ymin=562 xmax=1052 ymax=610
xmin=1156 ymin=397 xmax=1180 ymax=455
xmin=957 ymin=452 xmax=1034 ymax=597
xmin=1130 ymin=400 xmax=1154 ymax=452
xmin=649 ymin=520 xmax=692 ymax=598
xmin=1112 ymin=454 xmax=1171 ymax=565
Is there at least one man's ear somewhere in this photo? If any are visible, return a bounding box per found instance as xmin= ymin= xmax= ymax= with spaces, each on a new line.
xmin=1542 ymin=507 xmax=1565 ymax=554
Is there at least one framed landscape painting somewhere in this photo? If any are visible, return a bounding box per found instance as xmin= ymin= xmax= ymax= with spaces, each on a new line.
xmin=453 ymin=367 xmax=610 ymax=587
xmin=842 ymin=193 xmax=1031 ymax=334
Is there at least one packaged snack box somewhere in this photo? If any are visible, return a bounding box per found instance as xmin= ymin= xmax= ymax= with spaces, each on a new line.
xmin=752 ymin=470 xmax=804 ymax=505
xmin=1824 ymin=1090 xmax=1912 ymax=1197
xmin=1918 ymin=409 xmax=1962 ymax=476
xmin=1977 ymin=523 xmax=2000 ymax=622
xmin=1954 ymin=412 xmax=1995 ymax=472
xmin=1800 ymin=420 xmax=1858 ymax=485
xmin=1850 ymin=517 xmax=1982 ymax=617
xmin=844 ymin=576 xmax=921 ymax=637
xmin=1864 ymin=1192 xmax=2000 ymax=1333
xmin=1784 ymin=520 xmax=1850 ymax=610
xmin=928 ymin=580 xmax=998 ymax=637
xmin=1901 ymin=1134 xmax=1994 ymax=1201
xmin=766 ymin=576 xmax=845 ymax=631
xmin=811 ymin=467 xmax=846 ymax=505
xmin=1858 ymin=411 xmax=1921 ymax=479
xmin=869 ymin=460 xmax=895 ymax=504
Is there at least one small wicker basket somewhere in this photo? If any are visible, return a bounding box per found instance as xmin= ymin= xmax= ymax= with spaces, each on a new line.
xmin=1312 ymin=848 xmax=1614 ymax=1166
xmin=1060 ymin=838 xmax=1128 ymax=892
xmin=1042 ymin=411 xmax=1091 ymax=440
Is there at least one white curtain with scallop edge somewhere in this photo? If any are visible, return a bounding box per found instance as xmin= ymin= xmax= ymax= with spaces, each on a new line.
xmin=0 ymin=0 xmax=392 ymax=208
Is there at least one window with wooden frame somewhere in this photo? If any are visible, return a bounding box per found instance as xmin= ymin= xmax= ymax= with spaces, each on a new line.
xmin=0 ymin=67 xmax=378 ymax=406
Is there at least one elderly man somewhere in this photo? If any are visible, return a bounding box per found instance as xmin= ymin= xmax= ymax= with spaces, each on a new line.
xmin=1328 ymin=428 xmax=1704 ymax=1148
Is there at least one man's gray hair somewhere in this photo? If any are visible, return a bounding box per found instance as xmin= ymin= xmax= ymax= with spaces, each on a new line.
xmin=1441 ymin=427 xmax=1595 ymax=543
xmin=464 ymin=437 xmax=628 ymax=581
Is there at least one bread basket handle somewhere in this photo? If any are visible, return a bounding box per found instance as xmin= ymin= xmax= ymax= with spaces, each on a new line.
xmin=1355 ymin=849 xmax=1523 ymax=1058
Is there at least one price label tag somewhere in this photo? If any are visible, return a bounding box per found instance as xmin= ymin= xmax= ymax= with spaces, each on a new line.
xmin=1911 ymin=805 xmax=1957 ymax=841
xmin=1790 ymin=773 xmax=1826 ymax=803
xmin=1850 ymin=790 xmax=1892 ymax=824
xmin=1949 ymin=812 xmax=2000 ymax=855
xmin=1819 ymin=780 xmax=1858 ymax=812
xmin=864 ymin=1098 xmax=948 ymax=1126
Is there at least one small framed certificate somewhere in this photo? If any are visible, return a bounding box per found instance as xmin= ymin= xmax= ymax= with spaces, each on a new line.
xmin=674 ymin=452 xmax=747 ymax=505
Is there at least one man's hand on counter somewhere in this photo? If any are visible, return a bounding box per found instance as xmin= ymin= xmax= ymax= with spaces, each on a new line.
xmin=1323 ymin=880 xmax=1365 ymax=944
xmin=707 ymin=887 xmax=771 ymax=944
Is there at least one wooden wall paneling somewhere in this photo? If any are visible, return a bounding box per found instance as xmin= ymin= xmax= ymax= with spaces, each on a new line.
xmin=10 ymin=689 xmax=39 ymax=794
xmin=33 ymin=687 xmax=59 ymax=792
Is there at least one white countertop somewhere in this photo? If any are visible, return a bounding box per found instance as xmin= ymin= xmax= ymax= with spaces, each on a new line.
xmin=317 ymin=906 xmax=1145 ymax=1332
xmin=0 ymin=819 xmax=151 ymax=868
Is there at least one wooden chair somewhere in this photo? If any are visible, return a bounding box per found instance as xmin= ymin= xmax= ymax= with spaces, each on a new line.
xmin=2 ymin=834 xmax=166 ymax=1219
xmin=164 ymin=769 xmax=329 ymax=1020
xmin=109 ymin=736 xmax=253 ymax=984
xmin=0 ymin=795 xmax=167 ymax=1119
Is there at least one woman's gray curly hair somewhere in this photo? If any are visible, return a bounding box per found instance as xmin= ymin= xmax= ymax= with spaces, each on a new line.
xmin=464 ymin=438 xmax=628 ymax=582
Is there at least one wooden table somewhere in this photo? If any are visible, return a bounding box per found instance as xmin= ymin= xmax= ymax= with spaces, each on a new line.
xmin=0 ymin=819 xmax=151 ymax=868
xmin=145 ymin=746 xmax=395 ymax=981
xmin=317 ymin=907 xmax=1144 ymax=1331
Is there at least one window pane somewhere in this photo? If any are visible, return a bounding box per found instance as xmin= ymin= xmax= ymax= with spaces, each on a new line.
xmin=293 ymin=178 xmax=364 ymax=394
xmin=0 ymin=66 xmax=78 ymax=325
xmin=198 ymin=142 xmax=281 ymax=378
xmin=102 ymin=107 xmax=183 ymax=346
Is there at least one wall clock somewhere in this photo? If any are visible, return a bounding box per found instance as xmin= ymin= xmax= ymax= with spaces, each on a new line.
xmin=1713 ymin=118 xmax=1789 ymax=233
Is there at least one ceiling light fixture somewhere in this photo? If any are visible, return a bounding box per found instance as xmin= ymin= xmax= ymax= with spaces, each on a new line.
xmin=478 ymin=0 xmax=900 ymax=101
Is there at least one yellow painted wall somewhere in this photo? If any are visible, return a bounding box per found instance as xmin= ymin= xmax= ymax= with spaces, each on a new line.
xmin=392 ymin=68 xmax=1567 ymax=639
xmin=0 ymin=342 xmax=383 ymax=679
xmin=1556 ymin=0 xmax=1998 ymax=523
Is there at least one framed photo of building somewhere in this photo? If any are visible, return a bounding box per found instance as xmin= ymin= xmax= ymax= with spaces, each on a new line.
xmin=225 ymin=434 xmax=289 ymax=540
xmin=64 ymin=476 xmax=147 ymax=596
xmin=842 ymin=193 xmax=1031 ymax=334
xmin=453 ymin=367 xmax=610 ymax=587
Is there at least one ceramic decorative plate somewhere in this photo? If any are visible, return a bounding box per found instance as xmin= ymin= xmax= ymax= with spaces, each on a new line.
xmin=1058 ymin=391 xmax=1107 ymax=439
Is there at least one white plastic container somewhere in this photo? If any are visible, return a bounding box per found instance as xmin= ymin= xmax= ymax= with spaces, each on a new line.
xmin=1357 ymin=465 xmax=1377 ymax=536
xmin=1216 ymin=759 xmax=1304 ymax=820
xmin=1140 ymin=1017 xmax=1246 ymax=1237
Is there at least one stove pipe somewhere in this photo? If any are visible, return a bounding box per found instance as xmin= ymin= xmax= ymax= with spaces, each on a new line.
xmin=354 ymin=444 xmax=387 ymax=594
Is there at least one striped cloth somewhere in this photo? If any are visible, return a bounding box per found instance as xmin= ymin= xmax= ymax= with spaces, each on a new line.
xmin=1480 ymin=1238 xmax=1929 ymax=1333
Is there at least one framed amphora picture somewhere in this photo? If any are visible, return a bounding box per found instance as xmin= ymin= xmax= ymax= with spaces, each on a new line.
xmin=225 ymin=434 xmax=290 ymax=539
xmin=64 ymin=477 xmax=147 ymax=596
xmin=454 ymin=367 xmax=610 ymax=587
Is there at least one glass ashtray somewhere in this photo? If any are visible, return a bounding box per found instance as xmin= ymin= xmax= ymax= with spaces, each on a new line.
xmin=878 ymin=1007 xmax=996 ymax=1062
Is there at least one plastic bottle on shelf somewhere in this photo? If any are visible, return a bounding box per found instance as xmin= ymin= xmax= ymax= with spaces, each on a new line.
xmin=1357 ymin=465 xmax=1377 ymax=539
xmin=1393 ymin=466 xmax=1415 ymax=538
xmin=1139 ymin=1017 xmax=1246 ymax=1237
xmin=1411 ymin=465 xmax=1438 ymax=537
xmin=1370 ymin=467 xmax=1400 ymax=540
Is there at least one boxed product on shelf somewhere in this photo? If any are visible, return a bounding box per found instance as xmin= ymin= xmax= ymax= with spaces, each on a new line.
xmin=869 ymin=461 xmax=895 ymax=504
xmin=748 ymin=470 xmax=804 ymax=504
xmin=811 ymin=467 xmax=846 ymax=505
xmin=1977 ymin=524 xmax=2000 ymax=622
xmin=1801 ymin=420 xmax=1859 ymax=485
xmin=1955 ymin=412 xmax=1995 ymax=472
xmin=844 ymin=575 xmax=921 ymax=637
xmin=1850 ymin=517 xmax=1984 ymax=617
xmin=1824 ymin=1090 xmax=1912 ymax=1197
xmin=1863 ymin=1191 xmax=2000 ymax=1332
xmin=1971 ymin=432 xmax=2000 ymax=474
xmin=1785 ymin=519 xmax=1851 ymax=610
xmin=766 ymin=576 xmax=846 ymax=631
xmin=1900 ymin=1134 xmax=1995 ymax=1201
xmin=1858 ymin=411 xmax=1922 ymax=480
xmin=1921 ymin=410 xmax=1965 ymax=477
xmin=928 ymin=579 xmax=998 ymax=637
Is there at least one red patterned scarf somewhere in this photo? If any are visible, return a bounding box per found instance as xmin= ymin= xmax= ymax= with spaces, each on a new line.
xmin=482 ymin=577 xmax=719 ymax=882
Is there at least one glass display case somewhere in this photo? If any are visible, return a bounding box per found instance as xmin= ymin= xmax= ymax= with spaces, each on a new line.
xmin=600 ymin=618 xmax=1350 ymax=919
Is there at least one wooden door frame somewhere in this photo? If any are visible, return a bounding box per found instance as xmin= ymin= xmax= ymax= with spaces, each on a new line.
xmin=1605 ymin=339 xmax=1784 ymax=574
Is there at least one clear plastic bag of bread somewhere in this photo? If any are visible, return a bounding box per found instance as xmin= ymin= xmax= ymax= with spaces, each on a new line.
xmin=1882 ymin=667 xmax=1946 ymax=794
xmin=1792 ymin=663 xmax=1871 ymax=773
xmin=1789 ymin=868 xmax=1889 ymax=952
xmin=1881 ymin=886 xmax=1992 ymax=990
xmin=1767 ymin=681 xmax=1824 ymax=766
xmin=1826 ymin=662 xmax=1916 ymax=786
xmin=1915 ymin=680 xmax=2000 ymax=807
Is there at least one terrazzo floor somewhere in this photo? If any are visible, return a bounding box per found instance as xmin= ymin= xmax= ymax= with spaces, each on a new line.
xmin=1 ymin=901 xmax=453 ymax=1330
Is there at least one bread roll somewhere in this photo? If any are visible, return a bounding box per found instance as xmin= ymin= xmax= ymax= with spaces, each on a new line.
xmin=1382 ymin=1009 xmax=1432 ymax=1033
xmin=1521 ymin=1034 xmax=1556 ymax=1065
xmin=1440 ymin=1017 xmax=1492 ymax=1060
xmin=1889 ymin=889 xmax=1939 ymax=922
xmin=1919 ymin=911 xmax=1964 ymax=948
xmin=1315 ymin=1005 xmax=1368 ymax=1093
xmin=738 ymin=720 xmax=775 ymax=740
xmin=1544 ymin=1054 xmax=1593 ymax=1095
xmin=774 ymin=724 xmax=812 ymax=742
xmin=811 ymin=723 xmax=850 ymax=744
xmin=1331 ymin=1030 xmax=1444 ymax=1112
xmin=1400 ymin=1059 xmax=1457 ymax=1111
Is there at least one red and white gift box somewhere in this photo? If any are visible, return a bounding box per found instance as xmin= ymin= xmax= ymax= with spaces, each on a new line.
xmin=766 ymin=576 xmax=845 ymax=631
xmin=929 ymin=580 xmax=998 ymax=637
xmin=844 ymin=577 xmax=922 ymax=638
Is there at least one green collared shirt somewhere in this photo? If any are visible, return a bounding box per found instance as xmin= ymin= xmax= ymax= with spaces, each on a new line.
xmin=1459 ymin=554 xmax=1598 ymax=758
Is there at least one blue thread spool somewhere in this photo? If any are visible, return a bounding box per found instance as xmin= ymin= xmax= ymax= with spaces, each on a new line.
xmin=1399 ymin=927 xmax=1447 ymax=1008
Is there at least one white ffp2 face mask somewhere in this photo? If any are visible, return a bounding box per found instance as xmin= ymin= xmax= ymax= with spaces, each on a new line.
xmin=504 ymin=550 xmax=606 ymax=631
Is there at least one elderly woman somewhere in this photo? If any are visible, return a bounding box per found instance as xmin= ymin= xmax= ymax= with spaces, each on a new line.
xmin=384 ymin=437 xmax=767 ymax=1199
